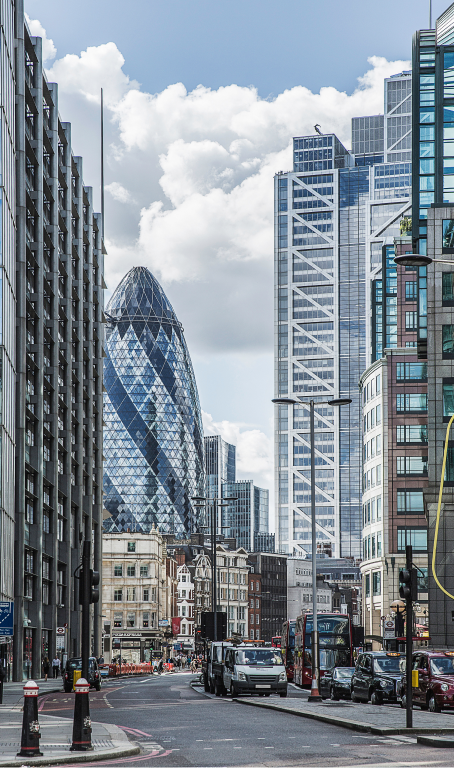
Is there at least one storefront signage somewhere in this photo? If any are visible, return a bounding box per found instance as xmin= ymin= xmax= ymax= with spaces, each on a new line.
xmin=158 ymin=619 xmax=170 ymax=627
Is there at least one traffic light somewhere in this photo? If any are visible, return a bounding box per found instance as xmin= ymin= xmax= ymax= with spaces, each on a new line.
xmin=79 ymin=569 xmax=100 ymax=604
xmin=399 ymin=568 xmax=417 ymax=601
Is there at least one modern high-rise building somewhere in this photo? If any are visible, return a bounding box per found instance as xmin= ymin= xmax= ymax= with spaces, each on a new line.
xmin=204 ymin=435 xmax=236 ymax=501
xmin=221 ymin=480 xmax=269 ymax=551
xmin=412 ymin=3 xmax=454 ymax=645
xmin=274 ymin=74 xmax=412 ymax=558
xmin=103 ymin=266 xmax=205 ymax=537
xmin=9 ymin=14 xmax=105 ymax=680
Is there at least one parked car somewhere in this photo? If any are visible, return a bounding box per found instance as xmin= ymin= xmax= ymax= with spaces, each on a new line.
xmin=401 ymin=650 xmax=454 ymax=712
xmin=223 ymin=646 xmax=287 ymax=697
xmin=350 ymin=651 xmax=405 ymax=705
xmin=63 ymin=657 xmax=102 ymax=693
xmin=320 ymin=667 xmax=355 ymax=700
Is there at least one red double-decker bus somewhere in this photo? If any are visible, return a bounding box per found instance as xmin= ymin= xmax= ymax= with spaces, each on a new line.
xmin=281 ymin=620 xmax=296 ymax=681
xmin=294 ymin=613 xmax=353 ymax=687
xmin=271 ymin=635 xmax=281 ymax=648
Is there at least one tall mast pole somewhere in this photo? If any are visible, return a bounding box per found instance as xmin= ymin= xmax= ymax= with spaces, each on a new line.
xmin=101 ymin=88 xmax=105 ymax=241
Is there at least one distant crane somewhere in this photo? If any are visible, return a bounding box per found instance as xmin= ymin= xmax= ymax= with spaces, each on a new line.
xmin=314 ymin=124 xmax=322 ymax=135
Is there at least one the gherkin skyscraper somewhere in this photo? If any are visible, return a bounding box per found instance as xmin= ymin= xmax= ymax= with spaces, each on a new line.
xmin=103 ymin=266 xmax=205 ymax=536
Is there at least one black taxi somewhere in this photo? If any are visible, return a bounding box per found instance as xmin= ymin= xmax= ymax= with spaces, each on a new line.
xmin=350 ymin=651 xmax=405 ymax=705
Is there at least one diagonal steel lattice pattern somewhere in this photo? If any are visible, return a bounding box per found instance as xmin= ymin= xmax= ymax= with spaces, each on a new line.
xmin=103 ymin=266 xmax=204 ymax=536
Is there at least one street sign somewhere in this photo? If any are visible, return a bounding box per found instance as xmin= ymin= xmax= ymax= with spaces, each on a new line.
xmin=0 ymin=602 xmax=13 ymax=636
xmin=56 ymin=627 xmax=65 ymax=635
xmin=158 ymin=619 xmax=170 ymax=627
xmin=383 ymin=618 xmax=395 ymax=639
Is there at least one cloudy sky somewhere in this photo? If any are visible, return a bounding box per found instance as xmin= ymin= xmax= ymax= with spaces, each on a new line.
xmin=25 ymin=0 xmax=444 ymax=528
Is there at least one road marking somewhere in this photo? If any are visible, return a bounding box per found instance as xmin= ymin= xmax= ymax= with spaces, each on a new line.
xmin=330 ymin=743 xmax=341 ymax=747
xmin=264 ymin=746 xmax=274 ymax=749
xmin=196 ymin=739 xmax=204 ymax=741
xmin=203 ymin=747 xmax=213 ymax=750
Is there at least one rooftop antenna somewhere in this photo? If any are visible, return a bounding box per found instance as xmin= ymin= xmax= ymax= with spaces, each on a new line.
xmin=101 ymin=88 xmax=105 ymax=241
xmin=429 ymin=0 xmax=432 ymax=29
xmin=314 ymin=124 xmax=322 ymax=135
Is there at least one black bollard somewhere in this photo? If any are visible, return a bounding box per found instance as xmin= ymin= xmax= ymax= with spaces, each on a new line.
xmin=17 ymin=680 xmax=42 ymax=757
xmin=70 ymin=677 xmax=93 ymax=751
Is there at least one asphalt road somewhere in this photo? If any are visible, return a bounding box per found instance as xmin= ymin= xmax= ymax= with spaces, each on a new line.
xmin=41 ymin=671 xmax=454 ymax=767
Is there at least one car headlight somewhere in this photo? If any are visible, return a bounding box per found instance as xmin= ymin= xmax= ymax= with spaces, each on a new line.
xmin=441 ymin=683 xmax=449 ymax=692
xmin=378 ymin=678 xmax=391 ymax=688
xmin=237 ymin=672 xmax=246 ymax=681
xmin=279 ymin=671 xmax=286 ymax=682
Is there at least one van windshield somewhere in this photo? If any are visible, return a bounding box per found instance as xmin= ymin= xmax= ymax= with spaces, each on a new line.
xmin=235 ymin=649 xmax=283 ymax=666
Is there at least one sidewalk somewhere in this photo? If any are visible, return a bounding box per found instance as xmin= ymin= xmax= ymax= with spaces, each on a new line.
xmin=0 ymin=710 xmax=139 ymax=767
xmin=2 ymin=679 xmax=63 ymax=709
xmin=234 ymin=693 xmax=454 ymax=735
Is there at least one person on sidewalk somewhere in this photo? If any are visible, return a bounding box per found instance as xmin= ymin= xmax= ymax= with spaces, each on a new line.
xmin=52 ymin=656 xmax=60 ymax=679
xmin=0 ymin=660 xmax=6 ymax=704
xmin=42 ymin=657 xmax=50 ymax=681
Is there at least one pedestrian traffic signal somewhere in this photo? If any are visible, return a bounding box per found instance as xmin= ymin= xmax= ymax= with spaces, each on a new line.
xmin=399 ymin=568 xmax=417 ymax=601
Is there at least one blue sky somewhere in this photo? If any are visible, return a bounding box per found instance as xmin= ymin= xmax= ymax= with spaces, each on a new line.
xmin=25 ymin=0 xmax=448 ymax=522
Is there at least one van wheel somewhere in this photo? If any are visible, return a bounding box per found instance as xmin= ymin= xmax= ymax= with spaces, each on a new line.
xmin=330 ymin=687 xmax=339 ymax=701
xmin=209 ymin=679 xmax=215 ymax=694
xmin=214 ymin=679 xmax=223 ymax=697
xmin=351 ymin=690 xmax=359 ymax=703
xmin=428 ymin=694 xmax=441 ymax=713
xmin=203 ymin=674 xmax=210 ymax=692
xmin=230 ymin=682 xmax=237 ymax=697
xmin=279 ymin=691 xmax=287 ymax=698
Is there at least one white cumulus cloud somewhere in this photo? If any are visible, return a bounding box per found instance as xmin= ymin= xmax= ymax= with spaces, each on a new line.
xmin=105 ymin=182 xmax=135 ymax=204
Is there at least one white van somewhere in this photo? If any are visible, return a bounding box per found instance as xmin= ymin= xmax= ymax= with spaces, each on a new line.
xmin=223 ymin=646 xmax=287 ymax=697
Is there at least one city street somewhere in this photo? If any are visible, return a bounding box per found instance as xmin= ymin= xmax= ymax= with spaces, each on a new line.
xmin=35 ymin=671 xmax=454 ymax=767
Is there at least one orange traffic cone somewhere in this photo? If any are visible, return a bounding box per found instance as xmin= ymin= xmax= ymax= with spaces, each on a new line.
xmin=308 ymin=673 xmax=322 ymax=702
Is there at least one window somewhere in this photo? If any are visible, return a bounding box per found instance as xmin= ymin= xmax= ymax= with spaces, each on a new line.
xmin=143 ymin=612 xmax=149 ymax=628
xmin=443 ymin=382 xmax=454 ymax=416
xmin=127 ymin=542 xmax=135 ymax=552
xmin=57 ymin=516 xmax=64 ymax=541
xmin=250 ymin=629 xmax=254 ymax=639
xmin=114 ymin=589 xmax=123 ymax=601
xmin=250 ymin=613 xmax=254 ymax=623
xmin=250 ymin=598 xmax=254 ymax=608
xmin=376 ymin=374 xmax=381 ymax=394
xmin=397 ymin=456 xmax=428 ymax=476
xmin=365 ymin=574 xmax=370 ymax=597
xmin=405 ymin=281 xmax=417 ymax=300
xmin=256 ymin=614 xmax=260 ymax=624
xmin=26 ymin=500 xmax=34 ymax=524
xmin=396 ymin=393 xmax=428 ymax=412
xmin=181 ymin=574 xmax=186 ymax=582
xmin=397 ymin=490 xmax=425 ymax=514
xmin=181 ymin=605 xmax=187 ymax=617
xmin=127 ymin=566 xmax=135 ymax=577
xmin=372 ymin=572 xmax=381 ymax=595
xmin=396 ymin=425 xmax=428 ymax=444
xmin=443 ymin=325 xmax=454 ymax=356
xmin=443 ymin=273 xmax=454 ymax=304
xmin=127 ymin=587 xmax=136 ymax=601
xmin=127 ymin=612 xmax=135 ymax=628
xmin=443 ymin=219 xmax=454 ymax=249
xmin=114 ymin=565 xmax=123 ymax=577
xmin=256 ymin=598 xmax=259 ymax=608
xmin=396 ymin=362 xmax=427 ymax=381
xmin=397 ymin=527 xmax=427 ymax=552
xmin=376 ymin=404 xmax=381 ymax=424
xmin=143 ymin=589 xmax=149 ymax=601
xmin=140 ymin=566 xmax=148 ymax=577
xmin=43 ymin=511 xmax=50 ymax=533
xmin=417 ymin=567 xmax=428 ymax=592
xmin=256 ymin=582 xmax=260 ymax=591
xmin=114 ymin=613 xmax=122 ymax=628
xmin=445 ymin=447 xmax=454 ymax=482
xmin=377 ymin=532 xmax=382 ymax=557
xmin=405 ymin=311 xmax=418 ymax=330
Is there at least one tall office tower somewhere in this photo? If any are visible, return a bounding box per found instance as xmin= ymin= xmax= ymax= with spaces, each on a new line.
xmin=0 ymin=0 xmax=17 ymax=669
xmin=204 ymin=435 xmax=235 ymax=527
xmin=12 ymin=17 xmax=105 ymax=680
xmin=221 ymin=480 xmax=269 ymax=551
xmin=274 ymin=74 xmax=412 ymax=558
xmin=103 ymin=266 xmax=205 ymax=537
xmin=412 ymin=3 xmax=454 ymax=645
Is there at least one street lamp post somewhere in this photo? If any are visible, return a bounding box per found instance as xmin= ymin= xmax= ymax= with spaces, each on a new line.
xmin=191 ymin=495 xmax=237 ymax=642
xmin=272 ymin=395 xmax=351 ymax=701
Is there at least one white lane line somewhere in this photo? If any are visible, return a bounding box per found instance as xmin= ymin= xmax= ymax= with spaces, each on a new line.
xmin=203 ymin=747 xmax=213 ymax=750
xmin=264 ymin=746 xmax=274 ymax=749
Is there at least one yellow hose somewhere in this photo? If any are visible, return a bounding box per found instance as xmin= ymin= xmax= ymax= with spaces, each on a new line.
xmin=432 ymin=413 xmax=454 ymax=600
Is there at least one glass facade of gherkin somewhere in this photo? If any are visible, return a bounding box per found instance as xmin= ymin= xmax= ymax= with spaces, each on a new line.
xmin=103 ymin=266 xmax=205 ymax=536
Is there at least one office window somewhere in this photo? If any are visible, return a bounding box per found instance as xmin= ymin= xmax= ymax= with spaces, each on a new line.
xmin=396 ymin=393 xmax=428 ymax=412
xmin=126 ymin=587 xmax=136 ymax=601
xmin=372 ymin=572 xmax=381 ymax=595
xmin=376 ymin=404 xmax=381 ymax=424
xmin=377 ymin=496 xmax=382 ymax=521
xmin=114 ymin=565 xmax=123 ymax=577
xmin=114 ymin=589 xmax=122 ymax=601
xmin=405 ymin=281 xmax=417 ymax=300
xmin=405 ymin=311 xmax=418 ymax=331
xmin=143 ymin=589 xmax=149 ymax=601
xmin=397 ymin=456 xmax=428 ymax=476
xmin=397 ymin=490 xmax=425 ymax=514
xmin=127 ymin=566 xmax=135 ymax=577
xmin=127 ymin=542 xmax=136 ymax=552
xmin=250 ymin=629 xmax=254 ymax=639
xmin=396 ymin=425 xmax=428 ymax=444
xmin=397 ymin=527 xmax=427 ymax=552
xmin=443 ymin=382 xmax=454 ymax=416
xmin=140 ymin=566 xmax=148 ymax=577
xmin=443 ymin=219 xmax=454 ymax=249
xmin=443 ymin=325 xmax=454 ymax=356
xmin=445 ymin=447 xmax=454 ymax=482
xmin=443 ymin=273 xmax=454 ymax=304
xmin=396 ymin=362 xmax=427 ymax=381
xmin=365 ymin=574 xmax=370 ymax=597
xmin=377 ymin=532 xmax=382 ymax=557
xmin=127 ymin=612 xmax=135 ymax=628
xmin=143 ymin=612 xmax=149 ymax=628
xmin=417 ymin=567 xmax=429 ymax=592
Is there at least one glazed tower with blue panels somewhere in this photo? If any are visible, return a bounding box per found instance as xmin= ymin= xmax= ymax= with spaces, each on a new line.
xmin=103 ymin=266 xmax=205 ymax=536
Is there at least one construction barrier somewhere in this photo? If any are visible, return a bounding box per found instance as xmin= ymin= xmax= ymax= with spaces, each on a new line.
xmin=108 ymin=661 xmax=154 ymax=677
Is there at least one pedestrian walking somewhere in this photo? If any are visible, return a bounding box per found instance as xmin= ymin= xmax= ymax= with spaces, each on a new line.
xmin=52 ymin=656 xmax=60 ymax=679
xmin=158 ymin=657 xmax=163 ymax=673
xmin=42 ymin=657 xmax=50 ymax=681
xmin=97 ymin=654 xmax=105 ymax=665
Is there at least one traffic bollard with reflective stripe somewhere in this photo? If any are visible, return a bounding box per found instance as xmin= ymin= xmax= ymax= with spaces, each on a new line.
xmin=70 ymin=677 xmax=93 ymax=751
xmin=17 ymin=681 xmax=42 ymax=757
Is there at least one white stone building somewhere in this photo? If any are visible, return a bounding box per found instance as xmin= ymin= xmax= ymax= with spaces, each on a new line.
xmin=176 ymin=563 xmax=195 ymax=651
xmin=217 ymin=545 xmax=249 ymax=637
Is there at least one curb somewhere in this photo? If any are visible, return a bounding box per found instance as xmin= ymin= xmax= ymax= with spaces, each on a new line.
xmin=417 ymin=735 xmax=454 ymax=747
xmin=0 ymin=744 xmax=140 ymax=767
xmin=233 ymin=698 xmax=454 ymax=736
